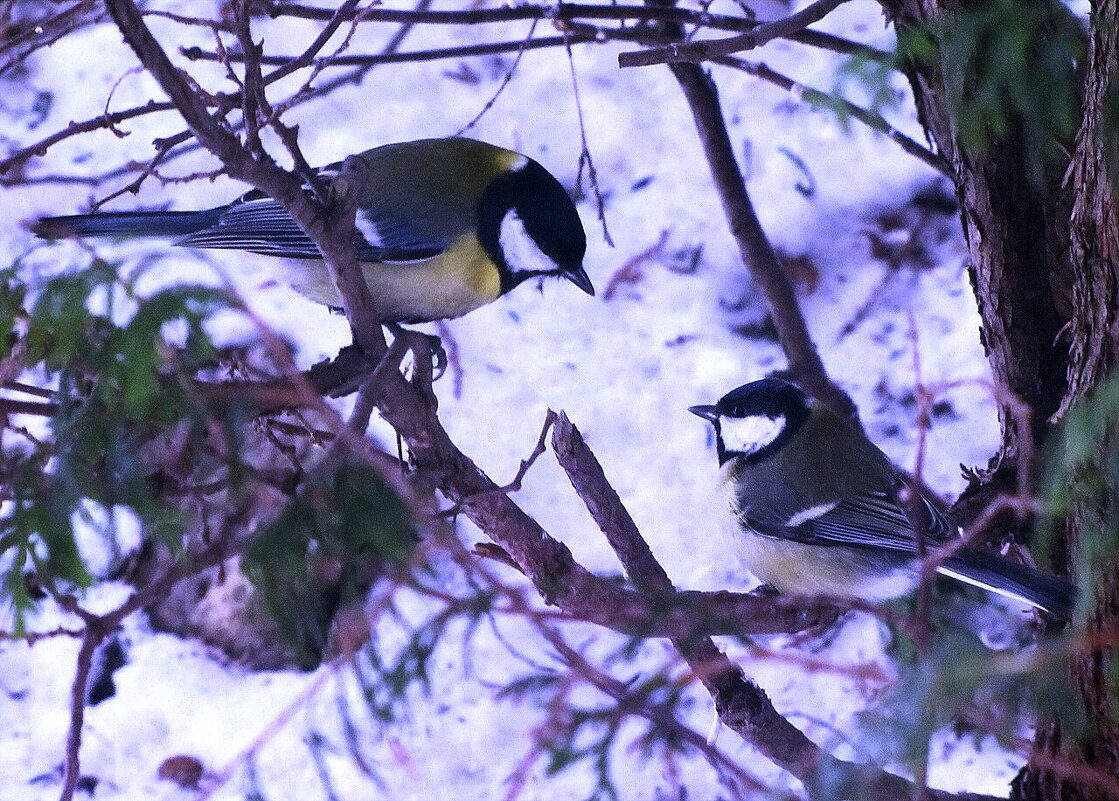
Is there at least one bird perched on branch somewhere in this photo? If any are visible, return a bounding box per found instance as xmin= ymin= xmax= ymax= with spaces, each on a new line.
xmin=32 ymin=137 xmax=594 ymax=323
xmin=690 ymin=378 xmax=1075 ymax=620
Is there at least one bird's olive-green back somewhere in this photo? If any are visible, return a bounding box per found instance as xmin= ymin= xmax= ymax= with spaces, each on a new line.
xmin=355 ymin=137 xmax=524 ymax=246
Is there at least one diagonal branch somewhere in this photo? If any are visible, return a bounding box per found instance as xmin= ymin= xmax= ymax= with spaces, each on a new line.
xmin=0 ymin=100 xmax=177 ymax=179
xmin=101 ymin=0 xmax=386 ymax=360
xmin=619 ymin=0 xmax=849 ymax=67
xmin=667 ymin=61 xmax=858 ymax=422
xmin=548 ymin=411 xmax=998 ymax=801
xmin=711 ymin=57 xmax=950 ymax=177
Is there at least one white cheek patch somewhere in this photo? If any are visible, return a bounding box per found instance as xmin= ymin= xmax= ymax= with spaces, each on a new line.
xmin=720 ymin=414 xmax=786 ymax=457
xmin=500 ymin=210 xmax=557 ymax=275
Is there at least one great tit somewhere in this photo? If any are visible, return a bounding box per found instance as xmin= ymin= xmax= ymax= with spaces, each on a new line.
xmin=32 ymin=137 xmax=594 ymax=323
xmin=690 ymin=378 xmax=1075 ymax=619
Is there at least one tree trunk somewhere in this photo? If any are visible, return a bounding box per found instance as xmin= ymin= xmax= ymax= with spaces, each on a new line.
xmin=1016 ymin=1 xmax=1119 ymax=797
xmin=884 ymin=0 xmax=1075 ymax=461
xmin=879 ymin=0 xmax=1119 ymax=796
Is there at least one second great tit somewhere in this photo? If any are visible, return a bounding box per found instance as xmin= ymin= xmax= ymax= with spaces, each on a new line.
xmin=690 ymin=378 xmax=1075 ymax=619
xmin=32 ymin=137 xmax=594 ymax=323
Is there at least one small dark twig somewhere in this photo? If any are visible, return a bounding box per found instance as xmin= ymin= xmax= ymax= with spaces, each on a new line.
xmin=232 ymin=1 xmax=265 ymax=159
xmin=57 ymin=539 xmax=232 ymax=801
xmin=448 ymin=411 xmax=558 ymax=515
xmin=264 ymin=0 xmax=365 ymax=86
xmin=181 ymin=35 xmax=594 ymax=69
xmin=263 ymin=2 xmax=771 ymax=31
xmin=473 ymin=542 xmax=523 ymax=571
xmin=0 ymin=100 xmax=177 ymax=178
xmin=455 ymin=19 xmax=539 ymax=136
xmin=564 ymin=34 xmax=614 ymax=247
xmin=714 ymin=58 xmax=950 ymax=178
xmin=1 ymin=625 xmax=84 ymax=644
xmin=89 ymin=140 xmax=181 ymax=210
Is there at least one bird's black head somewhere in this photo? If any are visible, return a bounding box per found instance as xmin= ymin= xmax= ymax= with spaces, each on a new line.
xmin=689 ymin=378 xmax=810 ymax=465
xmin=477 ymin=158 xmax=593 ymax=296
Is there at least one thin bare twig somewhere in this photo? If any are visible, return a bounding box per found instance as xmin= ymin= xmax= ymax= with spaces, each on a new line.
xmin=543 ymin=630 xmax=773 ymax=799
xmin=263 ymin=2 xmax=765 ymax=31
xmin=619 ymin=0 xmax=850 ymax=67
xmin=261 ymin=0 xmax=886 ymax=62
xmin=455 ymin=19 xmax=540 ymax=135
xmin=56 ymin=539 xmax=233 ymax=801
xmin=0 ymin=101 xmax=177 ymax=178
xmin=265 ymin=0 xmax=365 ymax=85
xmin=181 ymin=34 xmax=594 ymax=69
xmin=712 ymin=57 xmax=950 ymax=177
xmin=564 ymin=34 xmax=614 ymax=247
xmin=602 ymin=229 xmax=670 ymax=300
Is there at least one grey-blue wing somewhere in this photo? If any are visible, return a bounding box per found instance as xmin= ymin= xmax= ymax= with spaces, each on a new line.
xmin=741 ymin=488 xmax=956 ymax=554
xmin=176 ymin=187 xmax=445 ymax=262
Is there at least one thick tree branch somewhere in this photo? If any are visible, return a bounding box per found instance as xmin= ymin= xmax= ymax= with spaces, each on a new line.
xmin=368 ymin=368 xmax=832 ymax=637
xmin=551 ymin=411 xmax=674 ymax=594
xmin=0 ymin=398 xmax=58 ymax=417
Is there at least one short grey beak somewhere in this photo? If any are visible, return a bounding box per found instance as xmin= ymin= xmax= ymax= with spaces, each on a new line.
xmin=564 ymin=264 xmax=595 ymax=296
xmin=688 ymin=404 xmax=719 ymax=422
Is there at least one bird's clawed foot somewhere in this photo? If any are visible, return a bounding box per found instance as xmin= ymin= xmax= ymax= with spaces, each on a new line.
xmin=384 ymin=324 xmax=446 ymax=407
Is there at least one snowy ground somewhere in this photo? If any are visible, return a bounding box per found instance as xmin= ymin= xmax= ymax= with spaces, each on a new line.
xmin=1 ymin=1 xmax=1019 ymax=799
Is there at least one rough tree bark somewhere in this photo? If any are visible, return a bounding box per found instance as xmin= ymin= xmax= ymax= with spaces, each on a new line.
xmin=1023 ymin=1 xmax=1119 ymax=797
xmin=878 ymin=0 xmax=1119 ymax=796
xmin=883 ymin=0 xmax=1075 ymax=465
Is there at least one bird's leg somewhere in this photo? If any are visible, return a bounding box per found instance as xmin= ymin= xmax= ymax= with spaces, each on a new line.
xmin=385 ymin=324 xmax=445 ymax=408
xmin=384 ymin=324 xmax=447 ymax=379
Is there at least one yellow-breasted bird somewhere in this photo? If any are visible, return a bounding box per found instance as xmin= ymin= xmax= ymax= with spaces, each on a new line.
xmin=32 ymin=137 xmax=594 ymax=323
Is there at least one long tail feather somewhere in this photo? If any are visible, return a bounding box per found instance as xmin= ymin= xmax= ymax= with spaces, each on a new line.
xmin=32 ymin=209 xmax=223 ymax=240
xmin=940 ymin=548 xmax=1075 ymax=619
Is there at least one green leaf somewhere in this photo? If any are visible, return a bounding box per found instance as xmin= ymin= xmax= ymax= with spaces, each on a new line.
xmin=2 ymin=259 xmax=241 ymax=623
xmin=243 ymin=460 xmax=417 ymax=669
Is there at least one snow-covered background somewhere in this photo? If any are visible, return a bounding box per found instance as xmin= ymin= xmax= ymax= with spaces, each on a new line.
xmin=2 ymin=0 xmax=1018 ymax=798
